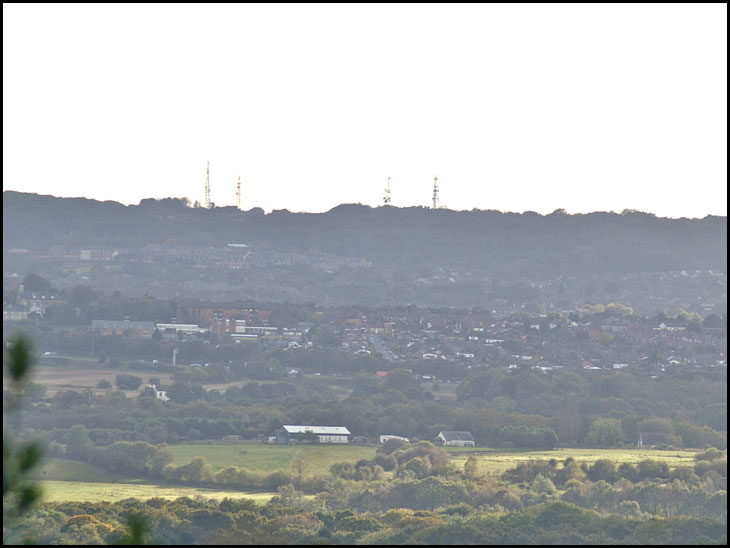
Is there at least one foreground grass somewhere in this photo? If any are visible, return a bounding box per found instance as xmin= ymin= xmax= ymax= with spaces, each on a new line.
xmin=168 ymin=443 xmax=378 ymax=475
xmin=39 ymin=480 xmax=276 ymax=503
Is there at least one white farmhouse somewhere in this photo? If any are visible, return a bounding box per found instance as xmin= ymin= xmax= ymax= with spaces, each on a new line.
xmin=436 ymin=431 xmax=475 ymax=447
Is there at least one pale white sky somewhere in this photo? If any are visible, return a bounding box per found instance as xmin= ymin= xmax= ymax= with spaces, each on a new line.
xmin=3 ymin=3 xmax=727 ymax=217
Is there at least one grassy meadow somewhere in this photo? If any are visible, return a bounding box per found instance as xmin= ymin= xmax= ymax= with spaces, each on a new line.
xmin=33 ymin=457 xmax=119 ymax=483
xmin=168 ymin=442 xmax=699 ymax=474
xmin=168 ymin=442 xmax=700 ymax=478
xmin=168 ymin=442 xmax=379 ymax=475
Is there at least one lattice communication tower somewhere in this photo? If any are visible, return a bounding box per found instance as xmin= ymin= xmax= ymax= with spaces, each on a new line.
xmin=236 ymin=175 xmax=241 ymax=210
xmin=205 ymin=161 xmax=211 ymax=209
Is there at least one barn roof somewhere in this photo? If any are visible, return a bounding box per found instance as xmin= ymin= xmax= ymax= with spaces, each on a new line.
xmin=282 ymin=425 xmax=351 ymax=435
xmin=438 ymin=431 xmax=474 ymax=441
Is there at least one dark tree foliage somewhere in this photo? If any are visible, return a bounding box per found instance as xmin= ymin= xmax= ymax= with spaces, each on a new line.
xmin=3 ymin=334 xmax=44 ymax=517
xmin=4 ymin=192 xmax=726 ymax=279
xmin=115 ymin=374 xmax=143 ymax=391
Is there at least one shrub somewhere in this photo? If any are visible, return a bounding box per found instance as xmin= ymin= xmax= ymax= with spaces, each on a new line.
xmin=438 ymin=503 xmax=473 ymax=516
xmin=695 ymin=447 xmax=724 ymax=462
xmin=617 ymin=463 xmax=638 ymax=482
xmin=264 ymin=470 xmax=292 ymax=490
xmin=374 ymin=453 xmax=397 ymax=472
xmin=403 ymin=457 xmax=430 ymax=479
xmin=636 ymin=459 xmax=669 ymax=480
xmin=115 ymin=374 xmax=143 ymax=390
xmin=377 ymin=438 xmax=408 ymax=455
xmin=533 ymin=474 xmax=557 ymax=495
xmin=331 ymin=462 xmax=357 ymax=480
xmin=587 ymin=459 xmax=618 ymax=483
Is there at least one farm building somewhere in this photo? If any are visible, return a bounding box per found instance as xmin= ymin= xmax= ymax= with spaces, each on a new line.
xmin=273 ymin=425 xmax=351 ymax=445
xmin=142 ymin=384 xmax=169 ymax=401
xmin=436 ymin=431 xmax=475 ymax=447
xmin=380 ymin=435 xmax=409 ymax=444
xmin=638 ymin=432 xmax=672 ymax=448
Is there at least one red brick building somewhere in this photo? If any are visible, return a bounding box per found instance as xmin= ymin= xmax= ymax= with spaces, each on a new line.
xmin=177 ymin=305 xmax=272 ymax=334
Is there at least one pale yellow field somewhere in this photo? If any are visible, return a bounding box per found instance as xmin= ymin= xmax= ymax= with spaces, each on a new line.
xmin=39 ymin=480 xmax=276 ymax=503
xmin=446 ymin=447 xmax=699 ymax=475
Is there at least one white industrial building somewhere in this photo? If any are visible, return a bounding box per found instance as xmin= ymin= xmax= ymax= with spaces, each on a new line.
xmin=273 ymin=425 xmax=351 ymax=445
xmin=156 ymin=323 xmax=209 ymax=335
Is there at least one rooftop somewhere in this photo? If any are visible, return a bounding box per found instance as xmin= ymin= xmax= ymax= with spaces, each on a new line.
xmin=438 ymin=430 xmax=474 ymax=441
xmin=282 ymin=425 xmax=351 ymax=435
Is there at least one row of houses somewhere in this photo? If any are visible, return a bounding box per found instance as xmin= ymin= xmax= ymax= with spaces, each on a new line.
xmin=89 ymin=319 xmax=296 ymax=339
xmin=266 ymin=426 xmax=675 ymax=449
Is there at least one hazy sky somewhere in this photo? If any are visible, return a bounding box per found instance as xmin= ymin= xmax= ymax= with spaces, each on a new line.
xmin=3 ymin=3 xmax=727 ymax=217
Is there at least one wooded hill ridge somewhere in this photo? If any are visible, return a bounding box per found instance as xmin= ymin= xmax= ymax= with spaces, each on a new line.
xmin=3 ymin=191 xmax=726 ymax=278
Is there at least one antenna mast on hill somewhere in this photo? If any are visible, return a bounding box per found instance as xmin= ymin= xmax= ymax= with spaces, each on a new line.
xmin=384 ymin=176 xmax=391 ymax=205
xmin=236 ymin=175 xmax=241 ymax=210
xmin=205 ymin=161 xmax=211 ymax=209
xmin=432 ymin=176 xmax=439 ymax=209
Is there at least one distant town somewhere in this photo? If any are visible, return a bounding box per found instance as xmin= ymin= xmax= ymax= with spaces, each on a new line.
xmin=4 ymin=263 xmax=726 ymax=378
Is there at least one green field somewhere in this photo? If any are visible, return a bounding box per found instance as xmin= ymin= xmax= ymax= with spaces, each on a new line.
xmin=39 ymin=481 xmax=275 ymax=503
xmin=33 ymin=458 xmax=119 ymax=482
xmin=169 ymin=442 xmax=699 ymax=477
xmin=168 ymin=442 xmax=378 ymax=475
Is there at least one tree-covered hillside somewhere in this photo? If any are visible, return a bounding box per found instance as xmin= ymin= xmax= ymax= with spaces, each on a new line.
xmin=3 ymin=192 xmax=726 ymax=279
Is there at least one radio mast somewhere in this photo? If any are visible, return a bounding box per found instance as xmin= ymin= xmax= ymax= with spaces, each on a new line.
xmin=432 ymin=176 xmax=439 ymax=209
xmin=236 ymin=175 xmax=241 ymax=210
xmin=205 ymin=161 xmax=211 ymax=209
xmin=384 ymin=176 xmax=391 ymax=205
